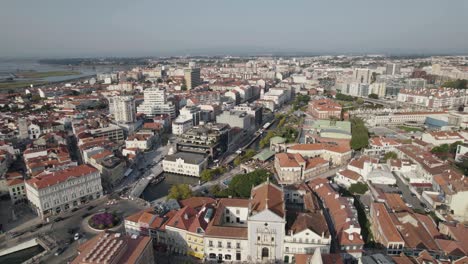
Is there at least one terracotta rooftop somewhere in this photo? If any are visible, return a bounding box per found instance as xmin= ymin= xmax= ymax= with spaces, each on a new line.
xmin=71 ymin=231 xmax=152 ymax=264
xmin=250 ymin=181 xmax=285 ymax=218
xmin=27 ymin=164 xmax=98 ymax=190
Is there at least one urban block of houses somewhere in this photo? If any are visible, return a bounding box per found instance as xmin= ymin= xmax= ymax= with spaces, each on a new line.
xmin=125 ymin=181 xmax=332 ymax=263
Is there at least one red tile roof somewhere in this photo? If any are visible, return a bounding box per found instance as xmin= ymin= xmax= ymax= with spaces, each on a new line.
xmin=27 ymin=165 xmax=98 ymax=189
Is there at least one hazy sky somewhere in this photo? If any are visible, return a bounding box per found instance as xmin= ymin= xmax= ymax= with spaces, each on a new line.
xmin=1 ymin=0 xmax=468 ymax=57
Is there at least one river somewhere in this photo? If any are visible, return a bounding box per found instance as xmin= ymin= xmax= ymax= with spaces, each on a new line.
xmin=0 ymin=58 xmax=132 ymax=83
xmin=140 ymin=172 xmax=200 ymax=201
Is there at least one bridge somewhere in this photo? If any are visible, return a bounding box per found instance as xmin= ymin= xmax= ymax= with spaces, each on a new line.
xmin=0 ymin=238 xmax=39 ymax=257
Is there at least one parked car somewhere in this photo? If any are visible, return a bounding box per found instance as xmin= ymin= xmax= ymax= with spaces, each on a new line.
xmin=54 ymin=246 xmax=67 ymax=256
xmin=74 ymin=233 xmax=80 ymax=241
xmin=87 ymin=205 xmax=95 ymax=211
xmin=35 ymin=223 xmax=44 ymax=229
xmin=71 ymin=207 xmax=79 ymax=212
xmin=54 ymin=217 xmax=64 ymax=222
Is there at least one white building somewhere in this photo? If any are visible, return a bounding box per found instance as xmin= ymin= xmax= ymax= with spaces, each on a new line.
xmin=28 ymin=123 xmax=41 ymax=139
xmin=162 ymin=152 xmax=207 ymax=177
xmin=421 ymin=131 xmax=466 ymax=146
xmin=455 ymin=144 xmax=468 ymax=162
xmin=172 ymin=116 xmax=193 ymax=135
xmin=25 ymin=165 xmax=103 ymax=219
xmin=125 ymin=133 xmax=154 ymax=150
xmin=137 ymin=87 xmax=176 ymax=118
xmin=111 ymin=95 xmax=136 ymax=123
xmin=369 ymin=82 xmax=386 ymax=98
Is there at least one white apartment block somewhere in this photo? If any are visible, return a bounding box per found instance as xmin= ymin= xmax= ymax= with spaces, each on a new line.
xmin=25 ymin=165 xmax=103 ymax=219
xmin=162 ymin=152 xmax=207 ymax=177
xmin=172 ymin=116 xmax=193 ymax=135
xmin=261 ymin=88 xmax=289 ymax=108
xmin=353 ymin=68 xmax=372 ymax=84
xmin=397 ymin=88 xmax=468 ymax=109
xmin=369 ymin=82 xmax=386 ymax=98
xmin=111 ymin=95 xmax=136 ymax=123
xmin=137 ymin=87 xmax=176 ymax=118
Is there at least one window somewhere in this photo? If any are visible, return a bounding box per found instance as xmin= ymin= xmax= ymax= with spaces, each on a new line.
xmin=236 ymin=209 xmax=240 ymax=214
xmin=236 ymin=242 xmax=240 ymax=249
xmin=285 ymin=247 xmax=289 ymax=252
xmin=271 ymin=237 xmax=274 ymax=242
xmin=258 ymin=236 xmax=260 ymax=241
xmin=236 ymin=253 xmax=241 ymax=261
xmin=227 ymin=242 xmax=231 ymax=248
xmin=218 ymin=241 xmax=222 ymax=248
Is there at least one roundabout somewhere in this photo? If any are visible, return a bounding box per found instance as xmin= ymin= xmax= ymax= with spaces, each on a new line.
xmin=86 ymin=212 xmax=122 ymax=232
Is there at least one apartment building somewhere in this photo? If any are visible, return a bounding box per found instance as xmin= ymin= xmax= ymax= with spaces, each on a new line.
xmin=110 ymin=95 xmax=136 ymax=123
xmin=397 ymin=88 xmax=468 ymax=109
xmin=370 ymin=203 xmax=405 ymax=255
xmin=176 ymin=123 xmax=230 ymax=159
xmin=137 ymin=87 xmax=176 ymax=118
xmin=25 ymin=165 xmax=103 ymax=218
xmin=184 ymin=67 xmax=201 ymax=90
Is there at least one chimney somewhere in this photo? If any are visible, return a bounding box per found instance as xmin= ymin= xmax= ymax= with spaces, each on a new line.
xmin=349 ymin=234 xmax=354 ymax=241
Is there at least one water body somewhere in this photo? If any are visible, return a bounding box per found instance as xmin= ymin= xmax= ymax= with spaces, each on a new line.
xmin=0 ymin=58 xmax=131 ymax=83
xmin=140 ymin=172 xmax=199 ymax=201
xmin=0 ymin=245 xmax=44 ymax=264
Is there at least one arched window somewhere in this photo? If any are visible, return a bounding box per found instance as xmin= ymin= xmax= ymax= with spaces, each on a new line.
xmin=225 ymin=254 xmax=231 ymax=260
xmin=209 ymin=253 xmax=216 ymax=259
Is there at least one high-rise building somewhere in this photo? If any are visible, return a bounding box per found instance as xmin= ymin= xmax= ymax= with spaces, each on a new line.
xmin=184 ymin=67 xmax=201 ymax=90
xmin=111 ymin=96 xmax=136 ymax=123
xmin=353 ymin=68 xmax=372 ymax=84
xmin=136 ymin=87 xmax=176 ymax=118
xmin=385 ymin=63 xmax=401 ymax=75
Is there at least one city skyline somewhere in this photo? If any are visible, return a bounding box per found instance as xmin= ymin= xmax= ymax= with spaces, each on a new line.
xmin=1 ymin=0 xmax=468 ymax=58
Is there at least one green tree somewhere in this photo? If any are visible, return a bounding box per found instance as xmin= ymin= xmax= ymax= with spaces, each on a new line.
xmin=431 ymin=144 xmax=449 ymax=154
xmin=442 ymin=79 xmax=468 ymax=89
xmin=226 ymin=169 xmax=271 ymax=198
xmin=350 ymin=117 xmax=369 ymax=150
xmin=384 ymin=151 xmax=398 ymax=161
xmin=259 ymin=131 xmax=276 ymax=148
xmin=368 ymin=93 xmax=379 ymax=99
xmin=456 ymin=155 xmax=468 ymax=175
xmin=449 ymin=141 xmax=463 ymax=155
xmin=335 ymin=93 xmax=355 ymax=101
xmin=356 ymin=98 xmax=364 ymax=105
xmin=349 ymin=182 xmax=369 ymax=194
xmin=167 ymin=184 xmax=192 ymax=200
xmin=200 ymin=169 xmax=214 ymax=182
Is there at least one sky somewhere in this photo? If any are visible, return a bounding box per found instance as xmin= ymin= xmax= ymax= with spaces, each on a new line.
xmin=1 ymin=0 xmax=468 ymax=58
